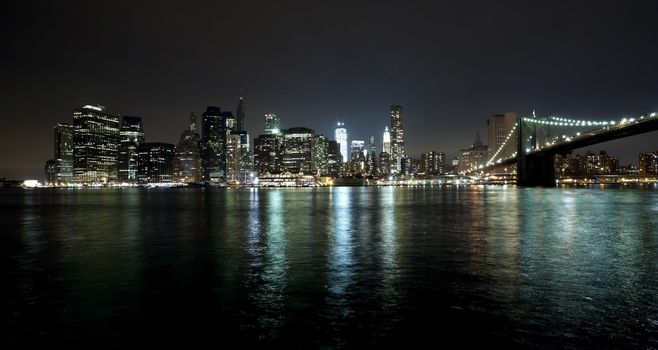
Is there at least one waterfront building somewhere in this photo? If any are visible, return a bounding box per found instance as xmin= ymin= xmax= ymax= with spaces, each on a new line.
xmin=264 ymin=113 xmax=281 ymax=135
xmin=117 ymin=116 xmax=144 ymax=182
xmin=314 ymin=134 xmax=329 ymax=175
xmin=53 ymin=123 xmax=74 ymax=182
xmin=201 ymin=107 xmax=222 ymax=181
xmin=137 ymin=142 xmax=175 ymax=183
xmin=420 ymin=151 xmax=445 ymax=176
xmin=173 ymin=113 xmax=202 ymax=183
xmin=555 ymin=150 xmax=619 ymax=177
xmin=282 ymin=127 xmax=315 ymax=174
xmin=73 ymin=105 xmax=121 ymax=183
xmin=457 ymin=133 xmax=488 ymax=174
xmin=327 ymin=140 xmax=342 ymax=176
xmin=254 ymin=133 xmax=283 ymax=175
xmin=487 ymin=112 xmax=517 ymax=160
xmin=639 ymin=152 xmax=658 ymax=175
xmin=335 ymin=122 xmax=348 ymax=163
xmin=390 ymin=105 xmax=406 ymax=174
xmin=45 ymin=159 xmax=57 ymax=184
xmin=226 ymin=131 xmax=252 ymax=182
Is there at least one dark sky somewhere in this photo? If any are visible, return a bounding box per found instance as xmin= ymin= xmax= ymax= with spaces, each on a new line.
xmin=2 ymin=0 xmax=658 ymax=179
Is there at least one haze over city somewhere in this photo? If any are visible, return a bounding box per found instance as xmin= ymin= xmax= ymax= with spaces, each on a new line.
xmin=2 ymin=0 xmax=658 ymax=179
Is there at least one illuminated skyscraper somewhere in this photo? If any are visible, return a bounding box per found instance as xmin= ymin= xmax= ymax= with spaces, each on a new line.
xmin=54 ymin=123 xmax=74 ymax=182
xmin=264 ymin=114 xmax=281 ymax=135
xmin=282 ymin=127 xmax=315 ymax=174
xmin=226 ymin=131 xmax=252 ymax=182
xmin=335 ymin=122 xmax=348 ymax=163
xmin=382 ymin=126 xmax=391 ymax=154
xmin=201 ymin=107 xmax=222 ymax=181
xmin=73 ymin=105 xmax=120 ymax=183
xmin=389 ymin=106 xmax=405 ymax=174
xmin=137 ymin=142 xmax=175 ymax=183
xmin=174 ymin=113 xmax=202 ymax=183
xmin=117 ymin=116 xmax=144 ymax=182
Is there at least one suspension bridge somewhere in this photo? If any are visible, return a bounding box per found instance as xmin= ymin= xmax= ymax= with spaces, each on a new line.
xmin=467 ymin=112 xmax=658 ymax=186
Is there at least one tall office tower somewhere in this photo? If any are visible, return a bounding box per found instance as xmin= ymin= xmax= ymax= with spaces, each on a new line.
xmin=327 ymin=140 xmax=341 ymax=176
xmin=487 ymin=112 xmax=517 ymax=161
xmin=264 ymin=114 xmax=281 ymax=135
xmin=201 ymin=106 xmax=222 ymax=181
xmin=382 ymin=126 xmax=391 ymax=154
xmin=282 ymin=127 xmax=315 ymax=174
xmin=173 ymin=113 xmax=202 ymax=183
xmin=254 ymin=133 xmax=283 ymax=175
xmin=350 ymin=140 xmax=366 ymax=173
xmin=53 ymin=123 xmax=74 ymax=182
xmin=389 ymin=105 xmax=405 ymax=174
xmin=117 ymin=116 xmax=144 ymax=182
xmin=73 ymin=105 xmax=121 ymax=183
xmin=219 ymin=111 xmax=236 ymax=177
xmin=137 ymin=142 xmax=175 ymax=183
xmin=335 ymin=122 xmax=348 ymax=163
xmin=226 ymin=131 xmax=252 ymax=182
xmin=313 ymin=134 xmax=329 ymax=175
xmin=236 ymin=97 xmax=246 ymax=132
xmin=367 ymin=136 xmax=377 ymax=176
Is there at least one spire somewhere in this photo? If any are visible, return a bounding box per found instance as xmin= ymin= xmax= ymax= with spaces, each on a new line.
xmin=189 ymin=112 xmax=197 ymax=131
xmin=473 ymin=132 xmax=483 ymax=148
xmin=236 ymin=96 xmax=245 ymax=131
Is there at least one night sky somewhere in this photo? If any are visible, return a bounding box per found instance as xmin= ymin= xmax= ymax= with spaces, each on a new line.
xmin=2 ymin=0 xmax=658 ymax=179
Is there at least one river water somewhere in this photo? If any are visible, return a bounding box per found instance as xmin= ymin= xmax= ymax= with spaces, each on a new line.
xmin=3 ymin=186 xmax=658 ymax=348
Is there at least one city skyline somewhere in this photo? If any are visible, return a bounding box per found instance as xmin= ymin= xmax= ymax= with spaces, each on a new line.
xmin=3 ymin=1 xmax=658 ymax=179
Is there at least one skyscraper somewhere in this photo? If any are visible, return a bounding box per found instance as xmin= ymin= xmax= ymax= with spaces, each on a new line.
xmin=201 ymin=107 xmax=222 ymax=181
xmin=264 ymin=114 xmax=281 ymax=135
xmin=137 ymin=142 xmax=175 ymax=183
xmin=382 ymin=126 xmax=391 ymax=154
xmin=173 ymin=113 xmax=202 ymax=183
xmin=282 ymin=127 xmax=315 ymax=174
xmin=117 ymin=116 xmax=144 ymax=182
xmin=389 ymin=105 xmax=405 ymax=174
xmin=367 ymin=136 xmax=377 ymax=176
xmin=73 ymin=105 xmax=120 ymax=183
xmin=54 ymin=123 xmax=74 ymax=182
xmin=313 ymin=134 xmax=329 ymax=175
xmin=335 ymin=122 xmax=348 ymax=163
xmin=254 ymin=133 xmax=283 ymax=175
xmin=226 ymin=130 xmax=252 ymax=183
xmin=236 ymin=97 xmax=246 ymax=132
xmin=487 ymin=112 xmax=517 ymax=161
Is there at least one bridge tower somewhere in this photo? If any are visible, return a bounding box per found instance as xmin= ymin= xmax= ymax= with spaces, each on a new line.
xmin=516 ymin=117 xmax=556 ymax=186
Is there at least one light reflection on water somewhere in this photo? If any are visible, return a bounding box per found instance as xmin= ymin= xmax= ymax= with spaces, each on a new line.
xmin=3 ymin=186 xmax=658 ymax=348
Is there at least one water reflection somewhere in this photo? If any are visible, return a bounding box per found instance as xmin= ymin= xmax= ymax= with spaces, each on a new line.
xmin=327 ymin=187 xmax=355 ymax=315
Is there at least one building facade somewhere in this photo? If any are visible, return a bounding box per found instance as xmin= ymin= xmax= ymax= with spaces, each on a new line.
xmin=174 ymin=113 xmax=202 ymax=183
xmin=137 ymin=142 xmax=175 ymax=183
xmin=117 ymin=116 xmax=144 ymax=182
xmin=54 ymin=123 xmax=74 ymax=183
xmin=73 ymin=105 xmax=121 ymax=183
xmin=335 ymin=122 xmax=348 ymax=163
xmin=282 ymin=127 xmax=315 ymax=174
xmin=390 ymin=105 xmax=405 ymax=174
xmin=487 ymin=112 xmax=517 ymax=161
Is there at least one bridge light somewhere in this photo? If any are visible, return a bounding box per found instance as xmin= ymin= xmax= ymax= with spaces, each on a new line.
xmin=651 ymin=112 xmax=657 ymax=117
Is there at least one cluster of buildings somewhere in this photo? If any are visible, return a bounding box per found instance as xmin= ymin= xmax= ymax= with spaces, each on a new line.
xmin=44 ymin=102 xmax=448 ymax=186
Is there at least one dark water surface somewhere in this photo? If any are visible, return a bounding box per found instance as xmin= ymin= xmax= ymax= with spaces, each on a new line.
xmin=3 ymin=187 xmax=658 ymax=348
